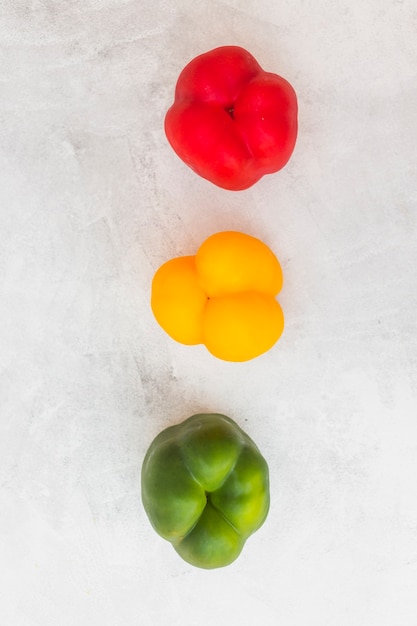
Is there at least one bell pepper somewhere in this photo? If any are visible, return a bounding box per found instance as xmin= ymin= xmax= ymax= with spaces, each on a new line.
xmin=151 ymin=231 xmax=284 ymax=361
xmin=141 ymin=413 xmax=270 ymax=569
xmin=164 ymin=45 xmax=298 ymax=191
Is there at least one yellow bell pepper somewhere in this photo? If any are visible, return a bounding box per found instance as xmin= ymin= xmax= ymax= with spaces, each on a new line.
xmin=151 ymin=231 xmax=284 ymax=361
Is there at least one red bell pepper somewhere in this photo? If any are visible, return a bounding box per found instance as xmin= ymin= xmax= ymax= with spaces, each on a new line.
xmin=164 ymin=46 xmax=298 ymax=191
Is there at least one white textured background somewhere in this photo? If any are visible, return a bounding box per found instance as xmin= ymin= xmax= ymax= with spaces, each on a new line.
xmin=1 ymin=1 xmax=417 ymax=624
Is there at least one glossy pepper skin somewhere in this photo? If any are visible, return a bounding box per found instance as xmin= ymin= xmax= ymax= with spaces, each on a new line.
xmin=141 ymin=413 xmax=270 ymax=569
xmin=151 ymin=231 xmax=284 ymax=362
xmin=165 ymin=45 xmax=298 ymax=191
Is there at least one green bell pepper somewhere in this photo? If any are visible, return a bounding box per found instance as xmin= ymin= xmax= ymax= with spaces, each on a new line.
xmin=141 ymin=413 xmax=270 ymax=569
